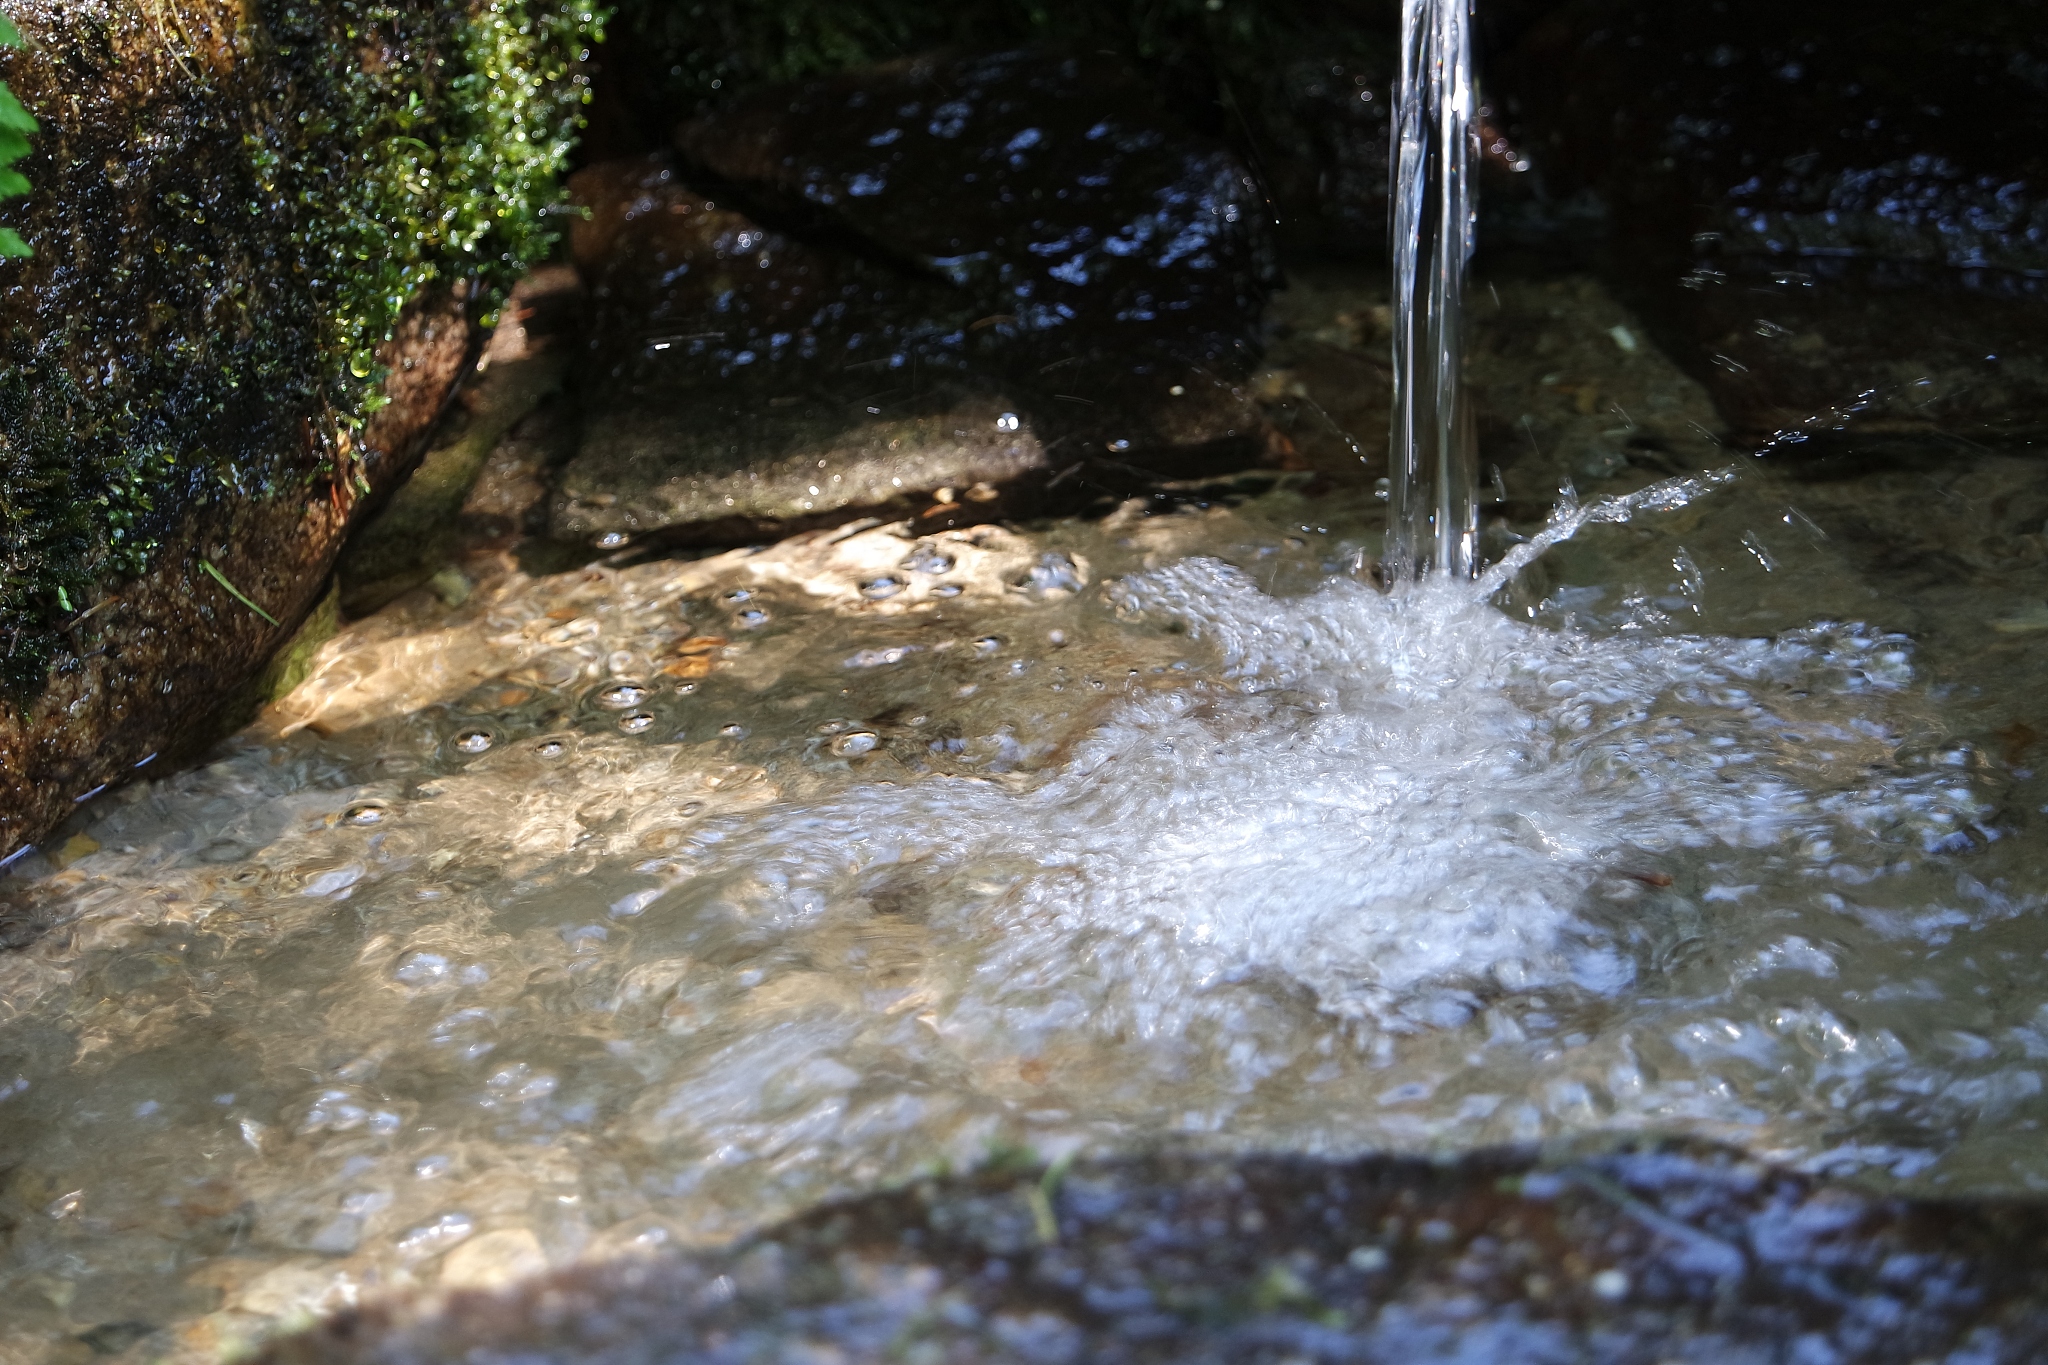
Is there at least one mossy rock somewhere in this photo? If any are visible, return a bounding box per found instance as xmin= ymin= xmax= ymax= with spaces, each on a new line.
xmin=0 ymin=1 xmax=603 ymax=859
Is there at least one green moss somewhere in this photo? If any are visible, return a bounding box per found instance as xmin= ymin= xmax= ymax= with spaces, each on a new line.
xmin=0 ymin=14 xmax=33 ymax=259
xmin=0 ymin=2 xmax=606 ymax=696
xmin=257 ymin=1 xmax=607 ymax=391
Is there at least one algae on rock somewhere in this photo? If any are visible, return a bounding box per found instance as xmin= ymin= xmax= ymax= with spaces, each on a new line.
xmin=0 ymin=0 xmax=605 ymax=696
xmin=0 ymin=1 xmax=602 ymax=858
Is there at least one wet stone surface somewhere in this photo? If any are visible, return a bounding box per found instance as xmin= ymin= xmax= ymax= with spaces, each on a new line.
xmin=556 ymin=49 xmax=1276 ymax=546
xmin=1499 ymin=0 xmax=2048 ymax=442
xmin=674 ymin=48 xmax=1276 ymax=356
xmin=264 ymin=1144 xmax=2048 ymax=1365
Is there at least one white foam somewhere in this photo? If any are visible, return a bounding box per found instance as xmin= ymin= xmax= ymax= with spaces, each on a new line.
xmin=667 ymin=552 xmax=1983 ymax=1039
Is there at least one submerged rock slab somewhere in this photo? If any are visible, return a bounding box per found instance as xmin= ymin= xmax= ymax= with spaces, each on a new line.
xmin=263 ymin=1145 xmax=2048 ymax=1364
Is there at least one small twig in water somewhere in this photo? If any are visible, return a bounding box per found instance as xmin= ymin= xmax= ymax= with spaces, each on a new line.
xmin=200 ymin=560 xmax=279 ymax=626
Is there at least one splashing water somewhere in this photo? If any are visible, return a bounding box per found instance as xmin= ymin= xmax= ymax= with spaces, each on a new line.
xmin=1386 ymin=0 xmax=1479 ymax=581
xmin=0 ymin=451 xmax=2036 ymax=1345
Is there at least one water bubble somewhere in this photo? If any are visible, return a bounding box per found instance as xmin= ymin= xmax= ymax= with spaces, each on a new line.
xmin=995 ymin=412 xmax=1021 ymax=432
xmin=1107 ymin=438 xmax=1131 ymax=452
xmin=816 ymin=719 xmax=856 ymax=735
xmin=414 ymin=1155 xmax=451 ymax=1180
xmin=454 ymin=730 xmax=493 ymax=754
xmin=723 ymin=588 xmax=752 ymax=603
xmin=597 ymin=683 xmax=650 ymax=709
xmin=932 ymin=583 xmax=964 ymax=598
xmin=735 ymin=608 xmax=770 ymax=628
xmin=1022 ymin=552 xmax=1084 ymax=594
xmin=1347 ymin=1246 xmax=1389 ymax=1272
xmin=395 ymin=952 xmax=452 ymax=985
xmin=343 ymin=802 xmax=387 ymax=826
xmin=975 ymin=636 xmax=1003 ymax=655
xmin=859 ymin=576 xmax=906 ymax=601
xmin=302 ymin=864 xmax=365 ymax=897
xmin=397 ymin=1213 xmax=475 ymax=1257
xmin=831 ymin=731 xmax=880 ymax=757
xmin=1591 ymin=1269 xmax=1630 ymax=1300
xmin=595 ymin=531 xmax=629 ymax=550
xmin=618 ymin=712 xmax=656 ymax=734
xmin=902 ymin=544 xmax=955 ymax=575
xmin=535 ymin=739 xmax=567 ymax=758
xmin=720 ymin=724 xmax=749 ymax=739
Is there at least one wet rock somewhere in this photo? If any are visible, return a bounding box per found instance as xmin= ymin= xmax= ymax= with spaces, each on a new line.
xmin=674 ymin=49 xmax=1275 ymax=360
xmin=341 ymin=268 xmax=586 ymax=615
xmin=1498 ymin=0 xmax=2048 ymax=442
xmin=557 ymin=154 xmax=1041 ymax=544
xmin=592 ymin=1 xmax=1407 ymax=257
xmin=0 ymin=3 xmax=599 ymax=859
xmin=1256 ymin=265 xmax=1726 ymax=516
xmin=553 ymin=52 xmax=1277 ymax=546
xmin=261 ymin=1144 xmax=2048 ymax=1364
xmin=557 ymin=385 xmax=1050 ymax=545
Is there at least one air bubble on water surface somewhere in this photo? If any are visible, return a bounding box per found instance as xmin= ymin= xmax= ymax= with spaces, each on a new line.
xmin=831 ymin=731 xmax=880 ymax=757
xmin=859 ymin=576 xmax=906 ymax=600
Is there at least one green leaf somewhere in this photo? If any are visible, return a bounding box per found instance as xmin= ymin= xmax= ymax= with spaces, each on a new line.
xmin=0 ymin=168 xmax=26 ymax=199
xmin=0 ymin=226 xmax=30 ymax=257
xmin=0 ymin=84 xmax=35 ymax=135
xmin=0 ymin=17 xmax=20 ymax=48
xmin=0 ymin=127 xmax=27 ymax=164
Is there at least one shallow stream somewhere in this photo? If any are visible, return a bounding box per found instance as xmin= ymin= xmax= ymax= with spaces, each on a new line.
xmin=2 ymin=276 xmax=2045 ymax=1353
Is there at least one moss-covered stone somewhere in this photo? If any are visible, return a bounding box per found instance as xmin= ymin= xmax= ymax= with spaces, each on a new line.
xmin=0 ymin=1 xmax=603 ymax=856
xmin=0 ymin=0 xmax=605 ymax=697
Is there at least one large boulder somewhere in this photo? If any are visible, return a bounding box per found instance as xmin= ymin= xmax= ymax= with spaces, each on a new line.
xmin=0 ymin=1 xmax=601 ymax=859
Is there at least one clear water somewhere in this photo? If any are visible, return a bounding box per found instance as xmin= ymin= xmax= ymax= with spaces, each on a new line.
xmin=1 ymin=406 xmax=2044 ymax=1353
xmin=1385 ymin=0 xmax=1479 ymax=581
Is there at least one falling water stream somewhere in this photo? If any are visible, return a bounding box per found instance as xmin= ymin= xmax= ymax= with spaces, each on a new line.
xmin=1385 ymin=0 xmax=1478 ymax=583
xmin=1 ymin=7 xmax=2046 ymax=1358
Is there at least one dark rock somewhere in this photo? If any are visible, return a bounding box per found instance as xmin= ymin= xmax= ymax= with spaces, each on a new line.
xmin=592 ymin=1 xmax=1400 ymax=255
xmin=342 ymin=268 xmax=587 ymax=615
xmin=261 ymin=1143 xmax=2048 ymax=1364
xmin=1497 ymin=0 xmax=2048 ymax=442
xmin=674 ymin=48 xmax=1276 ymax=360
xmin=556 ymin=57 xmax=1278 ymax=545
xmin=557 ymin=153 xmax=1032 ymax=543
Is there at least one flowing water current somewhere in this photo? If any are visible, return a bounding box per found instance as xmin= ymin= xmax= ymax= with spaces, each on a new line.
xmin=4 ymin=3 xmax=2047 ymax=1348
xmin=1 ymin=433 xmax=2045 ymax=1353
